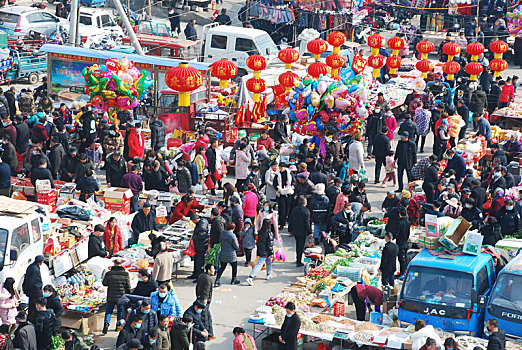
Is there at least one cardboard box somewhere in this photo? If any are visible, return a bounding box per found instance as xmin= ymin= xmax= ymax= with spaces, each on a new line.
xmin=463 ymin=232 xmax=484 ymax=255
xmin=439 ymin=217 xmax=471 ymax=250
xmin=35 ymin=179 xmax=51 ymax=191
xmin=425 ymin=214 xmax=453 ymax=237
xmin=419 ymin=234 xmax=442 ymax=249
xmin=103 ymin=187 xmax=133 ymax=214
xmin=61 ymin=311 xmax=104 ymax=335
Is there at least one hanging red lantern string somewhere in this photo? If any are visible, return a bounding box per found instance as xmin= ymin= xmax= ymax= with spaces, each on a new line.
xmin=465 ymin=62 xmax=483 ymax=81
xmin=367 ymin=34 xmax=385 ymax=79
xmin=278 ymin=48 xmax=300 ymax=70
xmin=416 ymin=40 xmax=435 ymax=60
xmin=246 ymin=55 xmax=267 ymax=102
xmin=326 ymin=54 xmax=345 ymax=77
xmin=279 ymin=71 xmax=300 ymax=92
xmin=466 ymin=42 xmax=485 ymax=62
xmin=489 ymin=41 xmax=509 ymax=77
xmin=442 ymin=61 xmax=461 ymax=81
xmin=387 ymin=36 xmax=405 ymax=76
xmin=327 ymin=31 xmax=346 ymax=55
xmin=442 ymin=42 xmax=461 ymax=62
xmin=489 ymin=59 xmax=508 ymax=78
xmin=386 ymin=56 xmax=402 ymax=77
xmin=307 ymin=38 xmax=328 ymax=61
xmin=210 ymin=59 xmax=238 ymax=89
xmin=416 ymin=60 xmax=434 ymax=79
xmin=367 ymin=55 xmax=385 ymax=79
xmin=165 ymin=62 xmax=203 ymax=107
xmin=308 ymin=62 xmax=329 ymax=79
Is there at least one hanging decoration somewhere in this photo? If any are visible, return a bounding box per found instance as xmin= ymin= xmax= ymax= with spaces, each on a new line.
xmin=465 ymin=42 xmax=485 ymax=81
xmin=308 ymin=62 xmax=329 ymax=79
xmin=326 ymin=54 xmax=345 ymax=77
xmin=386 ymin=36 xmax=405 ymax=76
xmin=352 ymin=53 xmax=367 ymax=74
xmin=246 ymin=55 xmax=267 ymax=102
xmin=307 ymin=38 xmax=328 ymax=60
xmin=442 ymin=42 xmax=461 ymax=81
xmin=210 ymin=59 xmax=237 ymax=89
xmin=165 ymin=63 xmax=203 ymax=107
xmin=327 ymin=32 xmax=346 ymax=55
xmin=326 ymin=32 xmax=346 ymax=77
xmin=278 ymin=48 xmax=300 ymax=69
xmin=367 ymin=34 xmax=384 ymax=78
xmin=489 ymin=41 xmax=509 ymax=77
xmin=416 ymin=60 xmax=434 ymax=79
xmin=416 ymin=40 xmax=435 ymax=60
xmin=279 ymin=71 xmax=300 ymax=92
xmin=83 ymin=57 xmax=153 ymax=123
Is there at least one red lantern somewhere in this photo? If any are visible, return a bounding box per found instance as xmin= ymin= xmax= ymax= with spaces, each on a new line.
xmin=465 ymin=62 xmax=484 ymax=81
xmin=416 ymin=59 xmax=433 ymax=79
xmin=327 ymin=32 xmax=346 ymax=54
xmin=442 ymin=42 xmax=461 ymax=61
xmin=442 ymin=61 xmax=461 ymax=81
xmin=367 ymin=34 xmax=384 ymax=55
xmin=165 ymin=62 xmax=203 ymax=107
xmin=210 ymin=59 xmax=238 ymax=89
xmin=466 ymin=42 xmax=485 ymax=61
xmin=386 ymin=56 xmax=402 ymax=76
xmin=279 ymin=71 xmax=300 ymax=92
xmin=246 ymin=77 xmax=266 ymax=102
xmin=326 ymin=54 xmax=345 ymax=77
xmin=490 ymin=40 xmax=509 ymax=59
xmin=273 ymin=84 xmax=286 ymax=96
xmin=246 ymin=55 xmax=267 ymax=77
xmin=367 ymin=55 xmax=385 ymax=78
xmin=416 ymin=40 xmax=435 ymax=59
xmin=278 ymin=48 xmax=300 ymax=69
xmin=307 ymin=61 xmax=328 ymax=78
xmin=489 ymin=58 xmax=508 ymax=78
xmin=387 ymin=36 xmax=405 ymax=55
xmin=307 ymin=38 xmax=328 ymax=60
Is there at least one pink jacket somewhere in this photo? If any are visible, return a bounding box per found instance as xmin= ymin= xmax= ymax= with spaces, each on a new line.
xmin=385 ymin=115 xmax=397 ymax=140
xmin=385 ymin=156 xmax=397 ymax=173
xmin=242 ymin=191 xmax=259 ymax=217
xmin=256 ymin=210 xmax=279 ymax=239
xmin=333 ymin=193 xmax=349 ymax=215
xmin=233 ymin=334 xmax=258 ymax=350
xmin=0 ymin=286 xmax=17 ymax=325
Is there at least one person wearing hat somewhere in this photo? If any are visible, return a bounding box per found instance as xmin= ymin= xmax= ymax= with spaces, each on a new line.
xmin=442 ymin=197 xmax=462 ymax=218
xmin=294 ymin=172 xmax=315 ymax=203
xmin=130 ymin=202 xmax=159 ymax=246
xmin=72 ymin=153 xmax=94 ymax=183
xmin=47 ymin=136 xmax=64 ymax=180
xmin=116 ymin=338 xmax=144 ymax=350
xmin=443 ymin=149 xmax=466 ymax=182
xmin=183 ymin=300 xmax=209 ymax=344
xmin=456 ymin=99 xmax=470 ymax=139
xmin=309 ymin=163 xmax=328 ymax=187
xmin=13 ymin=311 xmax=37 ymax=350
xmin=61 ymin=330 xmax=89 ymax=350
xmin=60 ymin=147 xmax=79 ymax=182
xmin=434 ymin=119 xmax=450 ymax=161
xmin=13 ymin=114 xmax=29 ymax=154
xmin=88 ymin=224 xmax=107 ymax=259
xmin=22 ymin=255 xmax=45 ymax=323
xmin=394 ymin=131 xmax=417 ymax=192
xmin=309 ymin=183 xmax=330 ymax=245
xmin=103 ymin=124 xmax=125 ymax=160
xmin=257 ymin=129 xmax=274 ymax=151
xmin=235 ymin=142 xmax=252 ymax=190
xmin=126 ymin=122 xmax=145 ymax=159
xmin=264 ymin=161 xmax=279 ymax=204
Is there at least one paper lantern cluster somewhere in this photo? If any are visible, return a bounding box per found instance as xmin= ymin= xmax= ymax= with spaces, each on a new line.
xmin=210 ymin=59 xmax=238 ymax=89
xmin=386 ymin=36 xmax=405 ymax=76
xmin=83 ymin=57 xmax=153 ymax=116
xmin=326 ymin=32 xmax=346 ymax=77
xmin=165 ymin=63 xmax=203 ymax=107
xmin=246 ymin=55 xmax=267 ymax=102
xmin=307 ymin=38 xmax=329 ymax=79
xmin=367 ymin=34 xmax=385 ymax=78
xmin=465 ymin=42 xmax=485 ymax=81
xmin=416 ymin=40 xmax=435 ymax=78
xmin=442 ymin=42 xmax=461 ymax=81
xmin=278 ymin=48 xmax=300 ymax=92
xmin=489 ymin=40 xmax=509 ymax=77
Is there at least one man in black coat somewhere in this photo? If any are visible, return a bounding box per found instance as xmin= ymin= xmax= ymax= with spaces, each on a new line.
xmin=374 ymin=126 xmax=391 ymax=184
xmin=396 ymin=207 xmax=411 ymax=277
xmin=116 ymin=314 xmax=144 ymax=347
xmin=13 ymin=115 xmax=30 ymax=154
xmin=60 ymin=148 xmax=79 ymax=182
xmin=35 ymin=298 xmax=60 ymax=350
xmin=486 ymin=319 xmax=505 ymax=350
xmin=150 ymin=115 xmax=166 ymax=152
xmin=288 ymin=196 xmax=311 ymax=267
xmin=471 ymin=179 xmax=487 ymax=208
xmin=398 ymin=114 xmax=417 ymax=141
xmin=273 ymin=115 xmax=290 ymax=144
xmin=395 ymin=131 xmax=417 ymax=192
xmin=132 ymin=269 xmax=158 ymax=297
xmin=48 ymin=137 xmax=65 ymax=180
xmin=105 ymin=151 xmax=127 ymax=187
xmin=278 ymin=302 xmax=301 ymax=350
xmin=205 ymin=139 xmax=218 ymax=195
xmin=23 ymin=255 xmax=44 ymax=323
xmin=184 ymin=19 xmax=197 ymax=41
xmin=470 ymin=85 xmax=488 ymax=116
xmin=30 ymin=158 xmax=55 ymax=188
xmin=4 ymin=86 xmax=16 ymax=117
xmin=196 ymin=264 xmax=215 ymax=338
xmin=189 ymin=214 xmax=209 ymax=280
xmin=168 ymin=8 xmax=181 ymax=34
xmin=422 ymin=155 xmax=440 ymax=204
xmin=380 ymin=233 xmax=399 ymax=286
xmin=488 ymin=79 xmax=502 ymax=115
xmin=456 ymin=99 xmax=470 ymax=139
xmin=130 ymin=203 xmax=159 ymax=246
xmin=88 ymin=224 xmax=107 ymax=259
xmin=183 ymin=300 xmax=209 ymax=343
xmin=491 ymin=143 xmax=508 ymax=166
xmin=103 ymin=259 xmax=131 ymax=334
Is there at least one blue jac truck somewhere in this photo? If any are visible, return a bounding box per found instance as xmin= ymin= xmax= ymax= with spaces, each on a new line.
xmin=482 ymin=253 xmax=522 ymax=338
xmin=398 ymin=249 xmax=496 ymax=336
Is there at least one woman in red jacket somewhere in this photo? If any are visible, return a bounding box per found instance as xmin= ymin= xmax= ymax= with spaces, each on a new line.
xmin=104 ymin=217 xmax=124 ymax=257
xmin=499 ymin=78 xmax=515 ymax=109
xmin=127 ymin=124 xmax=145 ymax=159
xmin=169 ymin=192 xmax=205 ymax=224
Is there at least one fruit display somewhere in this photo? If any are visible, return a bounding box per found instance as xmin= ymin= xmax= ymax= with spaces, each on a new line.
xmin=266 ymin=297 xmax=288 ymax=307
xmin=308 ymin=267 xmax=330 ymax=280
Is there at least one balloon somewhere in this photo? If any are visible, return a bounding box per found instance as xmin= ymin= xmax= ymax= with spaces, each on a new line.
xmin=319 ymin=110 xmax=329 ymax=123
xmin=117 ymin=96 xmax=131 ymax=109
xmin=311 ymin=91 xmax=321 ymax=107
xmin=323 ymin=94 xmax=334 ymax=109
xmin=106 ymin=58 xmax=120 ymax=72
xmin=120 ymin=57 xmax=130 ymax=71
xmin=332 ymin=85 xmax=348 ymax=98
xmin=307 ymin=105 xmax=315 ymax=117
xmin=118 ymin=72 xmax=133 ymax=85
xmin=317 ymin=80 xmax=329 ymax=94
xmin=335 ymin=98 xmax=350 ymax=110
xmin=315 ymin=118 xmax=324 ymax=131
xmin=102 ymin=90 xmax=117 ymax=99
xmin=296 ymin=109 xmax=307 ymax=120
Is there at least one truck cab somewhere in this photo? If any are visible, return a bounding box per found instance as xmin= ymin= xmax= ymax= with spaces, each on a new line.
xmin=73 ymin=8 xmax=124 ymax=39
xmin=201 ymin=25 xmax=278 ymax=74
xmin=0 ymin=202 xmax=50 ymax=291
xmin=484 ymin=254 xmax=522 ymax=339
xmin=398 ymin=249 xmax=496 ymax=336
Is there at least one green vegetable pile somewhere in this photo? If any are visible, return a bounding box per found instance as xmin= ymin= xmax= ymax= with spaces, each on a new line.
xmin=315 ymin=282 xmax=327 ymax=292
xmin=369 ymin=219 xmax=385 ymax=226
xmin=50 ymin=335 xmax=65 ymax=350
xmin=205 ymin=243 xmax=221 ymax=267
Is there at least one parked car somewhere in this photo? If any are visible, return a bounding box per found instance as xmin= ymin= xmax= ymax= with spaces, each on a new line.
xmin=0 ymin=6 xmax=64 ymax=38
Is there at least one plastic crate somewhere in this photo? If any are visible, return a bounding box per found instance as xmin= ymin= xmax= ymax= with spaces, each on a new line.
xmin=355 ymin=257 xmax=381 ymax=274
xmin=333 ymin=302 xmax=345 ymax=317
xmin=337 ymin=265 xmax=364 ymax=281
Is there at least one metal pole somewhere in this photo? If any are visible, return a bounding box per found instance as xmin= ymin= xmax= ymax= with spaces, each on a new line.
xmin=68 ymin=0 xmax=78 ymax=46
xmin=113 ymin=0 xmax=145 ymax=55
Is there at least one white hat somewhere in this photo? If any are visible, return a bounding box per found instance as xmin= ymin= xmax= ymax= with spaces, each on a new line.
xmin=315 ymin=183 xmax=325 ymax=195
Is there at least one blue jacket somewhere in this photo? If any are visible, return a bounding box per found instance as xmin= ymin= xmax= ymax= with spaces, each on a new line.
xmin=476 ymin=117 xmax=492 ymax=140
xmin=150 ymin=290 xmax=183 ymax=318
xmin=444 ymin=154 xmax=466 ymax=180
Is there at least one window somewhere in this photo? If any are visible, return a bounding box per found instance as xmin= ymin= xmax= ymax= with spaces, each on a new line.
xmin=489 ymin=273 xmax=522 ymax=309
xmin=0 ymin=12 xmax=20 ymax=24
xmin=0 ymin=229 xmax=7 ymax=270
xmin=235 ymin=38 xmax=255 ymax=53
xmin=100 ymin=14 xmax=114 ymax=27
xmin=26 ymin=13 xmax=42 ymax=23
xmin=11 ymin=224 xmax=30 ymax=255
xmin=41 ymin=12 xmax=57 ymax=23
xmin=31 ymin=219 xmax=41 ymax=243
xmin=79 ymin=15 xmax=92 ymax=26
xmin=210 ymin=35 xmax=227 ymax=50
xmin=488 ymin=259 xmax=495 ymax=282
xmin=476 ymin=266 xmax=490 ymax=295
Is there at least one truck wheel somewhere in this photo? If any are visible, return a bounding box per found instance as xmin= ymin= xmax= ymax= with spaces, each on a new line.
xmin=28 ymin=73 xmax=39 ymax=85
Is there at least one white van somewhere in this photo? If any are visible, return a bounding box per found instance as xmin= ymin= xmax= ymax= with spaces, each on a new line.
xmin=201 ymin=25 xmax=279 ymax=74
xmin=70 ymin=8 xmax=124 ymax=39
xmin=0 ymin=199 xmax=50 ymax=290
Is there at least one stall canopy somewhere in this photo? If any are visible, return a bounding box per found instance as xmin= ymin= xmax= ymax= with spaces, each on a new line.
xmin=39 ymin=44 xmax=210 ymax=71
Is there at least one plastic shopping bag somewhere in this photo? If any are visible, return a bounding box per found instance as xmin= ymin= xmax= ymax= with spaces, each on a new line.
xmin=184 ymin=239 xmax=196 ymax=257
xmin=358 ymin=168 xmax=368 ymax=183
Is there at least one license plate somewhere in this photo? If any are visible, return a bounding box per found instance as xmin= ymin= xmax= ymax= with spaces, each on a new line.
xmin=304 ymin=257 xmax=312 ymax=263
